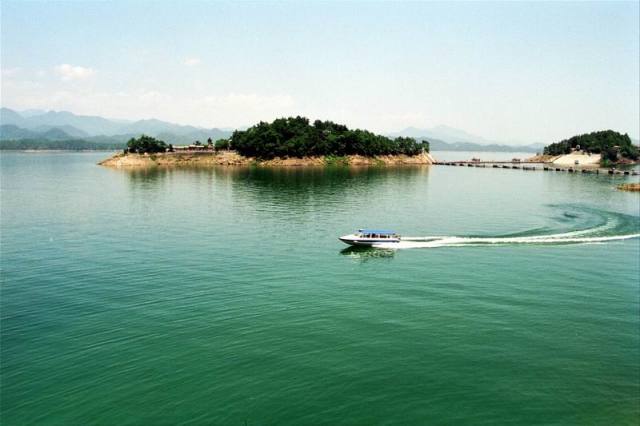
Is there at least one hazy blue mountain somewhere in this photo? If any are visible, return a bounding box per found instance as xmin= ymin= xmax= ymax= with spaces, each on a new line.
xmin=32 ymin=124 xmax=90 ymax=138
xmin=31 ymin=110 xmax=122 ymax=135
xmin=1 ymin=108 xmax=534 ymax=149
xmin=418 ymin=137 xmax=542 ymax=153
xmin=1 ymin=124 xmax=40 ymax=140
xmin=86 ymin=134 xmax=135 ymax=144
xmin=391 ymin=125 xmax=495 ymax=144
xmin=0 ymin=124 xmax=78 ymax=141
xmin=40 ymin=128 xmax=76 ymax=140
xmin=0 ymin=108 xmax=121 ymax=135
xmin=118 ymin=119 xmax=195 ymax=136
xmin=391 ymin=125 xmax=545 ymax=152
xmin=0 ymin=108 xmax=232 ymax=143
xmin=19 ymin=109 xmax=48 ymax=118
xmin=521 ymin=142 xmax=546 ymax=152
xmin=112 ymin=120 xmax=232 ymax=141
xmin=0 ymin=108 xmax=26 ymax=127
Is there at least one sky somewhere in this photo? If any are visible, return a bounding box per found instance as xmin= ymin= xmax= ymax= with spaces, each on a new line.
xmin=1 ymin=1 xmax=638 ymax=143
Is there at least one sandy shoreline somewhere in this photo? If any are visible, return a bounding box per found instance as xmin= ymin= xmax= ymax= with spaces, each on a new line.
xmin=98 ymin=151 xmax=436 ymax=168
xmin=551 ymin=153 xmax=602 ymax=167
xmin=525 ymin=153 xmax=602 ymax=167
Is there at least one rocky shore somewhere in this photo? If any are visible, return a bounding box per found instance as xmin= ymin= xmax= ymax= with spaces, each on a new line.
xmin=98 ymin=151 xmax=435 ymax=168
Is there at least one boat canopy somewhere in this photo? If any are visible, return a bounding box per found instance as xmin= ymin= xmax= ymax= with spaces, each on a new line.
xmin=358 ymin=229 xmax=396 ymax=235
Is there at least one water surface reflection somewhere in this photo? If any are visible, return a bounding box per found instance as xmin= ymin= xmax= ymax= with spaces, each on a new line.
xmin=121 ymin=165 xmax=431 ymax=216
xmin=339 ymin=246 xmax=396 ymax=262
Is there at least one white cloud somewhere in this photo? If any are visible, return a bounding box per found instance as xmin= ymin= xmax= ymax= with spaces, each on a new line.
xmin=54 ymin=64 xmax=95 ymax=81
xmin=183 ymin=57 xmax=201 ymax=67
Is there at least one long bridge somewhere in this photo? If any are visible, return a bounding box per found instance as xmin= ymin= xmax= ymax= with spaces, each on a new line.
xmin=436 ymin=160 xmax=545 ymax=164
xmin=433 ymin=161 xmax=639 ymax=176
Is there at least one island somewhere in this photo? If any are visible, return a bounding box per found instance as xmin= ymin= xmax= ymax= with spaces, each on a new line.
xmin=99 ymin=116 xmax=434 ymax=167
xmin=529 ymin=130 xmax=639 ymax=167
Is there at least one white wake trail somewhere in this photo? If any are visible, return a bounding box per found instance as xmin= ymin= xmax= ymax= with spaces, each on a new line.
xmin=401 ymin=219 xmax=618 ymax=243
xmin=374 ymin=233 xmax=640 ymax=249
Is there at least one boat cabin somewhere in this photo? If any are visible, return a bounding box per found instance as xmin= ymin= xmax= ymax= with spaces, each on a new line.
xmin=357 ymin=229 xmax=400 ymax=239
xmin=339 ymin=229 xmax=401 ymax=246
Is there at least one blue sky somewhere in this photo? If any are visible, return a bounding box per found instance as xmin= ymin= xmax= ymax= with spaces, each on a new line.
xmin=1 ymin=1 xmax=638 ymax=143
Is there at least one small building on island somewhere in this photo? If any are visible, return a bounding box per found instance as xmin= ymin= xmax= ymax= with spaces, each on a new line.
xmin=173 ymin=140 xmax=215 ymax=152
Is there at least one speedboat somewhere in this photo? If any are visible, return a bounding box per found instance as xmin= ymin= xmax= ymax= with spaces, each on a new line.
xmin=339 ymin=229 xmax=401 ymax=246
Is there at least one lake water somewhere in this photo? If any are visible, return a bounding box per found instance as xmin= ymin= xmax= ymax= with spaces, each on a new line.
xmin=2 ymin=151 xmax=639 ymax=425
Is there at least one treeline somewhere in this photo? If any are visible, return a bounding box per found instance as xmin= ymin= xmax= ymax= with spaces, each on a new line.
xmin=126 ymin=135 xmax=169 ymax=153
xmin=543 ymin=130 xmax=639 ymax=162
xmin=0 ymin=139 xmax=125 ymax=150
xmin=125 ymin=135 xmax=229 ymax=153
xmin=230 ymin=116 xmax=428 ymax=159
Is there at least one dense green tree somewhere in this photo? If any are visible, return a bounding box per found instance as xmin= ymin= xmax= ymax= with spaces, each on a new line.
xmin=214 ymin=138 xmax=230 ymax=151
xmin=230 ymin=116 xmax=428 ymax=159
xmin=126 ymin=135 xmax=167 ymax=154
xmin=602 ymin=146 xmax=619 ymax=163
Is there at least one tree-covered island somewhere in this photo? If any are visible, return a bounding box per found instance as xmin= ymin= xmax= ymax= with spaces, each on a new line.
xmin=543 ymin=130 xmax=638 ymax=165
xmin=230 ymin=116 xmax=428 ymax=159
xmin=109 ymin=116 xmax=432 ymax=167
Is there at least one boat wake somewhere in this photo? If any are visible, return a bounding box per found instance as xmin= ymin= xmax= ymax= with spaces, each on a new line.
xmin=372 ymin=205 xmax=640 ymax=250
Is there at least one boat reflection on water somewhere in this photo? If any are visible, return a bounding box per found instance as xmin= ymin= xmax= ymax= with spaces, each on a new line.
xmin=339 ymin=246 xmax=395 ymax=262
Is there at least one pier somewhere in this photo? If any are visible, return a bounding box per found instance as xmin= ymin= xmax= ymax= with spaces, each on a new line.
xmin=433 ymin=161 xmax=639 ymax=176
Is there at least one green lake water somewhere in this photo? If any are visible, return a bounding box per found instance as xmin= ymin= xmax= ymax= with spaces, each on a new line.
xmin=1 ymin=152 xmax=639 ymax=425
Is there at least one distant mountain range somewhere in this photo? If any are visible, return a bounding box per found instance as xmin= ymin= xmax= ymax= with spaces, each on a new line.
xmin=389 ymin=125 xmax=497 ymax=143
xmin=427 ymin=139 xmax=543 ymax=153
xmin=1 ymin=107 xmax=552 ymax=152
xmin=389 ymin=125 xmax=545 ymax=153
xmin=0 ymin=107 xmax=232 ymax=146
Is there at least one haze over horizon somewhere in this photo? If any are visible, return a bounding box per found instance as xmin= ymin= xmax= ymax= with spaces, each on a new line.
xmin=1 ymin=1 xmax=638 ymax=144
